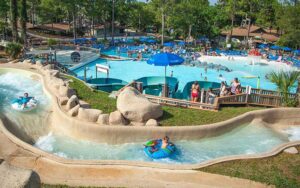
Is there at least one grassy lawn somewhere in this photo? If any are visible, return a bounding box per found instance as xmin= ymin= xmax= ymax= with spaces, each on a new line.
xmin=64 ymin=75 xmax=263 ymax=126
xmin=200 ymin=146 xmax=300 ymax=188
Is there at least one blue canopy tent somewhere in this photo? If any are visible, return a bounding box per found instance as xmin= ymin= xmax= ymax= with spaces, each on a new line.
xmin=282 ymin=46 xmax=292 ymax=51
xmin=270 ymin=45 xmax=281 ymax=50
xmin=147 ymin=52 xmax=184 ymax=96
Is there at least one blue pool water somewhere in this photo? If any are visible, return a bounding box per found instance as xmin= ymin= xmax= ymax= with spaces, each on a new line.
xmin=34 ymin=123 xmax=300 ymax=164
xmin=0 ymin=69 xmax=51 ymax=139
xmin=74 ymin=57 xmax=295 ymax=92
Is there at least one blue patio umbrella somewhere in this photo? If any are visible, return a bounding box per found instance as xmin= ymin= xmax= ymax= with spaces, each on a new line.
xmin=146 ymin=39 xmax=157 ymax=44
xmin=258 ymin=44 xmax=267 ymax=49
xmin=139 ymin=37 xmax=148 ymax=42
xmin=163 ymin=42 xmax=174 ymax=47
xmin=177 ymin=41 xmax=186 ymax=46
xmin=147 ymin=52 xmax=184 ymax=91
xmin=125 ymin=39 xmax=134 ymax=43
xmin=270 ymin=45 xmax=281 ymax=50
xmin=282 ymin=46 xmax=292 ymax=51
xmin=294 ymin=49 xmax=300 ymax=55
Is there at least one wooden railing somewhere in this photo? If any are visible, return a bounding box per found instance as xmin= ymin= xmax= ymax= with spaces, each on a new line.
xmin=116 ymin=83 xmax=298 ymax=111
xmin=144 ymin=94 xmax=218 ymax=111
xmin=116 ymin=82 xmax=218 ymax=111
xmin=215 ymin=87 xmax=297 ymax=107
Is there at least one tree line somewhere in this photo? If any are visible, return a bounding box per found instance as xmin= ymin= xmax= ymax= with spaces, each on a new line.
xmin=0 ymin=0 xmax=299 ymax=48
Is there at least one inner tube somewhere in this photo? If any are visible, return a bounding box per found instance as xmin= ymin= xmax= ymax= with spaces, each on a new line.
xmin=144 ymin=139 xmax=176 ymax=159
xmin=11 ymin=97 xmax=38 ymax=112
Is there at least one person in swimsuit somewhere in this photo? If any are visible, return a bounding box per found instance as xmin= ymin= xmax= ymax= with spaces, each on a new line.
xmin=191 ymin=81 xmax=200 ymax=102
xmin=220 ymin=81 xmax=227 ymax=97
xmin=230 ymin=78 xmax=240 ymax=95
xmin=149 ymin=136 xmax=171 ymax=152
xmin=20 ymin=93 xmax=33 ymax=109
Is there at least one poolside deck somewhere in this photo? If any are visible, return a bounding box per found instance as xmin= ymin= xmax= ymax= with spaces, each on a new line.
xmin=118 ymin=83 xmax=297 ymax=111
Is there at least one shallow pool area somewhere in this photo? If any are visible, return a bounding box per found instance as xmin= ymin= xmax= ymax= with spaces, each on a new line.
xmin=34 ymin=123 xmax=299 ymax=164
xmin=0 ymin=69 xmax=52 ymax=141
xmin=73 ymin=56 xmax=296 ymax=93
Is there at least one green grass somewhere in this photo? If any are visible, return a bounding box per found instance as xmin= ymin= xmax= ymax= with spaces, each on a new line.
xmin=200 ymin=146 xmax=300 ymax=188
xmin=65 ymin=75 xmax=117 ymax=113
xmin=64 ymin=75 xmax=263 ymax=126
xmin=159 ymin=106 xmax=263 ymax=126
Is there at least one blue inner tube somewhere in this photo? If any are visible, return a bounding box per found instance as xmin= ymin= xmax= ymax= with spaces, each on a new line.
xmin=144 ymin=139 xmax=176 ymax=159
xmin=11 ymin=97 xmax=33 ymax=105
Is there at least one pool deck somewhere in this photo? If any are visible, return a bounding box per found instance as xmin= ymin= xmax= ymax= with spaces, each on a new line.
xmin=0 ymin=62 xmax=299 ymax=187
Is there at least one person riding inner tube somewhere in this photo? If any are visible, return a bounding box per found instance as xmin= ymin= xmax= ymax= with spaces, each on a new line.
xmin=144 ymin=136 xmax=176 ymax=159
xmin=11 ymin=93 xmax=38 ymax=112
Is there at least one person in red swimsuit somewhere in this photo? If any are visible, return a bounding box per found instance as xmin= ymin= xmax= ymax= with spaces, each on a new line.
xmin=191 ymin=81 xmax=200 ymax=102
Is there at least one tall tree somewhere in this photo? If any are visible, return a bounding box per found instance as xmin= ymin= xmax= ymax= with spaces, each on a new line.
xmin=0 ymin=0 xmax=9 ymax=40
xmin=10 ymin=0 xmax=18 ymax=42
xmin=20 ymin=0 xmax=27 ymax=45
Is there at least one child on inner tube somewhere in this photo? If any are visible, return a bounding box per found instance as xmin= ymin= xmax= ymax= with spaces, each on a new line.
xmin=149 ymin=136 xmax=173 ymax=153
xmin=19 ymin=93 xmax=33 ymax=109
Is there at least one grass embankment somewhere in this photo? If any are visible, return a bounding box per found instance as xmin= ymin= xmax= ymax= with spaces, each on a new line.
xmin=64 ymin=75 xmax=263 ymax=126
xmin=200 ymin=146 xmax=300 ymax=188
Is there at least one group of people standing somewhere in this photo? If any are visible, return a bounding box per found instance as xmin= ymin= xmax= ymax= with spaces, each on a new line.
xmin=190 ymin=77 xmax=242 ymax=103
xmin=220 ymin=78 xmax=242 ymax=97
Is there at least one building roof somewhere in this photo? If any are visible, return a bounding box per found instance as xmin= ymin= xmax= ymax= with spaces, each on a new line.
xmin=221 ymin=25 xmax=280 ymax=42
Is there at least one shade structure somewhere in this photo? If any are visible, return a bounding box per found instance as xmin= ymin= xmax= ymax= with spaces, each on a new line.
xmin=147 ymin=53 xmax=184 ymax=97
xmin=282 ymin=46 xmax=292 ymax=51
xmin=270 ymin=45 xmax=281 ymax=50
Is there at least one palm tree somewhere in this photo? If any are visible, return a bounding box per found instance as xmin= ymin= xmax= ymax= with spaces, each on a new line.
xmin=268 ymin=71 xmax=300 ymax=106
xmin=20 ymin=0 xmax=27 ymax=46
xmin=10 ymin=0 xmax=18 ymax=42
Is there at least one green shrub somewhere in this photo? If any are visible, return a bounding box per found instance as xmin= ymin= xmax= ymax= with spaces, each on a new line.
xmin=47 ymin=38 xmax=57 ymax=46
xmin=5 ymin=42 xmax=23 ymax=59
